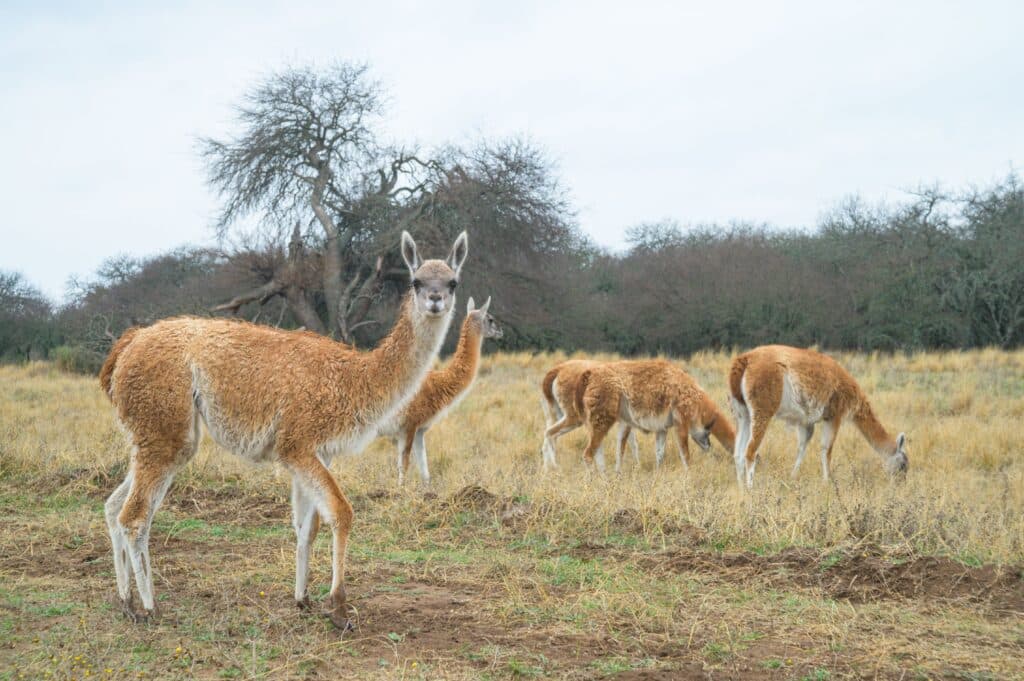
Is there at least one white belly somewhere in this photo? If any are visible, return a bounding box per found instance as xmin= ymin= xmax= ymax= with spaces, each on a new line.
xmin=619 ymin=398 xmax=672 ymax=432
xmin=775 ymin=373 xmax=826 ymax=425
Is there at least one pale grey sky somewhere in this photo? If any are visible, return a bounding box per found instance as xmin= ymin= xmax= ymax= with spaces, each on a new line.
xmin=1 ymin=1 xmax=1021 ymax=300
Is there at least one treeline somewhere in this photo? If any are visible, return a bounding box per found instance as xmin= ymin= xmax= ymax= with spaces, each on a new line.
xmin=4 ymin=171 xmax=1021 ymax=371
xmin=2 ymin=62 xmax=1021 ymax=370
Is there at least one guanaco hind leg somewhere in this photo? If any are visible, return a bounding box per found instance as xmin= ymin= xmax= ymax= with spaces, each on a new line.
xmin=282 ymin=451 xmax=355 ymax=630
xmin=792 ymin=424 xmax=815 ymax=477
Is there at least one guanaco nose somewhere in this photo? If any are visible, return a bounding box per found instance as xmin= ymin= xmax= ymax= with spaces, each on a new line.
xmin=428 ymin=292 xmax=442 ymax=303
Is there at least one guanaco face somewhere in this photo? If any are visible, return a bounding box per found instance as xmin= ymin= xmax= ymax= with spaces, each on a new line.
xmin=466 ymin=296 xmax=503 ymax=340
xmin=402 ymin=231 xmax=467 ymax=317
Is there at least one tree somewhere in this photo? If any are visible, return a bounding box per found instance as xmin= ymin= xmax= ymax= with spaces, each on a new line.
xmin=0 ymin=271 xmax=55 ymax=361
xmin=201 ymin=63 xmax=585 ymax=346
xmin=201 ymin=62 xmax=451 ymax=341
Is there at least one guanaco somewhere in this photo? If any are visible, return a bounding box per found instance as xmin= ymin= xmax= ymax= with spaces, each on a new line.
xmin=540 ymin=359 xmax=639 ymax=471
xmin=574 ymin=359 xmax=735 ymax=472
xmin=99 ymin=231 xmax=468 ymax=629
xmin=376 ymin=296 xmax=502 ymax=485
xmin=729 ymin=344 xmax=908 ymax=488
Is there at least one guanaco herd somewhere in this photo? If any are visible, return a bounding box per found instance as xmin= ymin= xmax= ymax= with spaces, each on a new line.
xmin=99 ymin=231 xmax=908 ymax=629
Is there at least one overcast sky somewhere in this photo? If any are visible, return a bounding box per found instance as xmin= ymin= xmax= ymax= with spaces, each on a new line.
xmin=2 ymin=1 xmax=1021 ymax=300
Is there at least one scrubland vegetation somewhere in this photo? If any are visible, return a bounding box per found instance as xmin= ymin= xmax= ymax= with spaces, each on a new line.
xmin=2 ymin=350 xmax=1022 ymax=679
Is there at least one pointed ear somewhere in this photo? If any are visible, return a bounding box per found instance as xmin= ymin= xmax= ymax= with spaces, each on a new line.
xmin=446 ymin=231 xmax=468 ymax=277
xmin=466 ymin=297 xmax=475 ymax=313
xmin=480 ymin=296 xmax=491 ymax=314
xmin=401 ymin=231 xmax=420 ymax=276
xmin=896 ymin=432 xmax=906 ymax=450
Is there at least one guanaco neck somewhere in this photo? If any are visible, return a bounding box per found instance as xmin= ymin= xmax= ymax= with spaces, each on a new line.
xmin=700 ymin=395 xmax=736 ymax=453
xmin=360 ymin=292 xmax=454 ymax=416
xmin=437 ymin=316 xmax=484 ymax=397
xmin=852 ymin=400 xmax=897 ymax=456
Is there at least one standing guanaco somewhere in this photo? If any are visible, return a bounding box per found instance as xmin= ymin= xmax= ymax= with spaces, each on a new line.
xmin=100 ymin=231 xmax=467 ymax=629
xmin=377 ymin=296 xmax=502 ymax=485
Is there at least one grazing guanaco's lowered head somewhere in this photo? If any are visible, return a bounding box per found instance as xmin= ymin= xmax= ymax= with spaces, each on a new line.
xmin=886 ymin=433 xmax=909 ymax=477
xmin=401 ymin=230 xmax=468 ymax=318
xmin=689 ymin=415 xmax=714 ymax=452
xmin=465 ymin=296 xmax=503 ymax=340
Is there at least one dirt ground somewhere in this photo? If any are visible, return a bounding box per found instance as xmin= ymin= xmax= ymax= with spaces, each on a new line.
xmin=2 ymin=477 xmax=1022 ymax=680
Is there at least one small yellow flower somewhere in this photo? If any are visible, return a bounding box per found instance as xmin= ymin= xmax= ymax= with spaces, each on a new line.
xmin=259 ymin=591 xmax=266 ymax=598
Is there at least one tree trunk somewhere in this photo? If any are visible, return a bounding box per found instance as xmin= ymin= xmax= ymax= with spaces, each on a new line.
xmin=310 ymin=167 xmax=344 ymax=339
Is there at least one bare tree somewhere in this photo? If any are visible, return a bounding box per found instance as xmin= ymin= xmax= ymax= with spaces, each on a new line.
xmin=201 ymin=62 xmax=447 ymax=341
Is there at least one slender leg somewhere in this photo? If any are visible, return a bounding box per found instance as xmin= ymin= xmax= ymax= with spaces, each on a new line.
xmin=674 ymin=425 xmax=691 ymax=469
xmin=542 ymin=416 xmax=578 ymax=469
xmin=654 ymin=430 xmax=667 ymax=468
xmin=731 ymin=400 xmax=751 ymax=486
xmin=581 ymin=416 xmax=614 ymax=474
xmin=285 ymin=454 xmax=355 ymax=630
xmin=615 ymin=425 xmax=632 ymax=473
xmin=105 ymin=470 xmax=134 ymax=605
xmin=742 ymin=410 xmax=772 ymax=489
xmin=291 ymin=479 xmax=318 ymax=608
xmin=792 ymin=424 xmax=815 ymax=478
xmin=118 ymin=458 xmax=179 ymax=618
xmin=412 ymin=429 xmax=429 ymax=485
xmin=629 ymin=428 xmax=639 ymax=465
xmin=818 ymin=418 xmax=840 ymax=482
xmin=396 ymin=432 xmax=415 ymax=485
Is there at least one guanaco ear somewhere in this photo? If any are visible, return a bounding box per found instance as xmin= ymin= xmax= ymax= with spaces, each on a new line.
xmin=401 ymin=231 xmax=421 ymax=276
xmin=466 ymin=297 xmax=476 ymax=313
xmin=479 ymin=296 xmax=491 ymax=314
xmin=446 ymin=231 xmax=468 ymax=277
xmin=896 ymin=432 xmax=906 ymax=450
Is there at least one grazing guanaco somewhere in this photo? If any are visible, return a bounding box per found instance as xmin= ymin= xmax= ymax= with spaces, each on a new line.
xmin=574 ymin=359 xmax=735 ymax=472
xmin=540 ymin=359 xmax=639 ymax=471
xmin=99 ymin=231 xmax=468 ymax=630
xmin=729 ymin=345 xmax=908 ymax=488
xmin=376 ymin=296 xmax=502 ymax=485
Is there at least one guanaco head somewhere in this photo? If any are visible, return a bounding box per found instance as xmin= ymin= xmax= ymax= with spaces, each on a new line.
xmin=886 ymin=432 xmax=909 ymax=477
xmin=685 ymin=397 xmax=721 ymax=452
xmin=690 ymin=414 xmax=714 ymax=452
xmin=401 ymin=231 xmax=468 ymax=318
xmin=466 ymin=296 xmax=503 ymax=340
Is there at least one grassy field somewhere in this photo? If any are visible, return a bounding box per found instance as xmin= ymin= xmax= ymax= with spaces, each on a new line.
xmin=1 ymin=350 xmax=1023 ymax=679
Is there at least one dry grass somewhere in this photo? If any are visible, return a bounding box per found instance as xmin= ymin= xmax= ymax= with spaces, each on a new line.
xmin=1 ymin=351 xmax=1022 ymax=679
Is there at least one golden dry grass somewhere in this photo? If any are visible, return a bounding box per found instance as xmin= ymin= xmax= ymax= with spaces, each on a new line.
xmin=1 ymin=350 xmax=1023 ymax=679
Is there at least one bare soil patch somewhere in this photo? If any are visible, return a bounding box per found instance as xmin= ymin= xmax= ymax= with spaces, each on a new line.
xmin=643 ymin=545 xmax=1024 ymax=616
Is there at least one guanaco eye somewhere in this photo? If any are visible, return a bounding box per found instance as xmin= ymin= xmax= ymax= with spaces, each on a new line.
xmin=447 ymin=280 xmax=458 ymax=292
xmin=412 ymin=279 xmax=423 ymax=291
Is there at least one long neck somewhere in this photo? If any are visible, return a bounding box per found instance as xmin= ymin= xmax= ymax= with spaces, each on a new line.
xmin=362 ymin=292 xmax=454 ymax=420
xmin=701 ymin=395 xmax=736 ymax=453
xmin=439 ymin=318 xmax=484 ymax=393
xmin=852 ymin=400 xmax=896 ymax=456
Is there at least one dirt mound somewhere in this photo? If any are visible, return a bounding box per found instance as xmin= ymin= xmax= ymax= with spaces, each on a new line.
xmin=444 ymin=484 xmax=500 ymax=510
xmin=646 ymin=546 xmax=1024 ymax=615
xmin=440 ymin=485 xmax=532 ymax=527
xmin=610 ymin=508 xmax=707 ymax=543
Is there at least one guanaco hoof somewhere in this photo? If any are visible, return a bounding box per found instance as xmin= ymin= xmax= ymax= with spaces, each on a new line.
xmin=119 ymin=594 xmax=155 ymax=624
xmin=296 ymin=595 xmax=312 ymax=611
xmin=325 ymin=593 xmax=356 ymax=632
